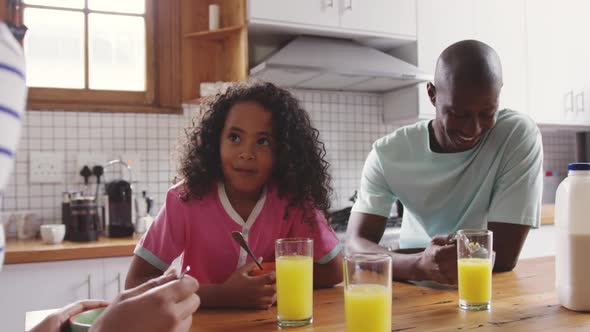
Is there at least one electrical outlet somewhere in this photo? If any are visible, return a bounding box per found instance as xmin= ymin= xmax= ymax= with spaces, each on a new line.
xmin=76 ymin=152 xmax=107 ymax=174
xmin=29 ymin=152 xmax=65 ymax=183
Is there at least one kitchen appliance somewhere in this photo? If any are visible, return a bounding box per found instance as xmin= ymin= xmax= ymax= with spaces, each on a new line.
xmin=135 ymin=190 xmax=154 ymax=234
xmin=250 ymin=36 xmax=432 ymax=92
xmin=103 ymin=160 xmax=135 ymax=238
xmin=67 ymin=196 xmax=100 ymax=242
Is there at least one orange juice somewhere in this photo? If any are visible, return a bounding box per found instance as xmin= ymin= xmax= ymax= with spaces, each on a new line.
xmin=344 ymin=284 xmax=391 ymax=332
xmin=458 ymin=258 xmax=492 ymax=304
xmin=276 ymin=255 xmax=313 ymax=320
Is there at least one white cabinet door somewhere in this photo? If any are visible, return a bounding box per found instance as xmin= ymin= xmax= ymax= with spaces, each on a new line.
xmin=473 ymin=0 xmax=527 ymax=115
xmin=102 ymin=256 xmax=134 ymax=301
xmin=416 ymin=0 xmax=474 ymax=119
xmin=385 ymin=0 xmax=474 ymax=122
xmin=567 ymin=0 xmax=590 ymax=125
xmin=339 ymin=0 xmax=416 ymax=37
xmin=526 ymin=0 xmax=579 ymax=125
xmin=248 ymin=0 xmax=340 ymax=28
xmin=0 ymin=259 xmax=103 ymax=332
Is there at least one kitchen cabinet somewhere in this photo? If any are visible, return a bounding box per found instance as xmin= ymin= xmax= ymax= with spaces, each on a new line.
xmin=102 ymin=256 xmax=134 ymax=301
xmin=473 ymin=0 xmax=528 ymax=115
xmin=248 ymin=0 xmax=416 ymax=38
xmin=0 ymin=256 xmax=133 ymax=332
xmin=526 ymin=0 xmax=566 ymax=125
xmin=386 ymin=0 xmax=530 ymax=123
xmin=416 ymin=0 xmax=474 ymax=120
xmin=563 ymin=0 xmax=590 ymax=125
xmin=0 ymin=259 xmax=103 ymax=332
xmin=385 ymin=0 xmax=473 ymax=122
xmin=339 ymin=0 xmax=416 ymax=37
xmin=248 ymin=0 xmax=340 ymax=28
xmin=526 ymin=0 xmax=590 ymax=126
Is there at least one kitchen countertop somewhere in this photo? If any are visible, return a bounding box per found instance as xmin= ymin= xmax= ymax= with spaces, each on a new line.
xmin=541 ymin=204 xmax=555 ymax=225
xmin=4 ymin=235 xmax=140 ymax=264
xmin=25 ymin=257 xmax=590 ymax=331
xmin=7 ymin=204 xmax=555 ymax=265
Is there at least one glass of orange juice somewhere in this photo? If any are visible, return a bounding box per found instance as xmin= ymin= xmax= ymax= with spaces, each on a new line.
xmin=275 ymin=238 xmax=313 ymax=327
xmin=344 ymin=253 xmax=392 ymax=332
xmin=457 ymin=229 xmax=493 ymax=310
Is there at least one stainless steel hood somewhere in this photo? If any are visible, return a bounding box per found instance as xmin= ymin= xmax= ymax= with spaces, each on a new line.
xmin=250 ymin=36 xmax=432 ymax=92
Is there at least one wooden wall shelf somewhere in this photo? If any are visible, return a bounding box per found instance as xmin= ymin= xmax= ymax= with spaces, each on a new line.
xmin=180 ymin=0 xmax=248 ymax=102
xmin=184 ymin=25 xmax=245 ymax=41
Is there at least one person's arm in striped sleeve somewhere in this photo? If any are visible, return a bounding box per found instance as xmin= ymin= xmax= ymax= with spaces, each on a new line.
xmin=0 ymin=21 xmax=27 ymax=192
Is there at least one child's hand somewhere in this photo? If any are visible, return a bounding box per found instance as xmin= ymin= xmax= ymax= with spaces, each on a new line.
xmin=221 ymin=258 xmax=277 ymax=309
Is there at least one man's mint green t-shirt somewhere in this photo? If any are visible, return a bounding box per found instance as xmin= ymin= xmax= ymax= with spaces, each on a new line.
xmin=351 ymin=109 xmax=543 ymax=249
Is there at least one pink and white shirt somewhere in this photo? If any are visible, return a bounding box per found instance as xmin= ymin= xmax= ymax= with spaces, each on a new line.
xmin=135 ymin=182 xmax=342 ymax=284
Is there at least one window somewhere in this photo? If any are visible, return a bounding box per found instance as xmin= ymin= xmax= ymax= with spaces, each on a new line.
xmin=21 ymin=0 xmax=159 ymax=111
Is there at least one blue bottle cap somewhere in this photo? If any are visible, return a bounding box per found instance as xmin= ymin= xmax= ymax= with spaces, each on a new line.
xmin=568 ymin=163 xmax=590 ymax=171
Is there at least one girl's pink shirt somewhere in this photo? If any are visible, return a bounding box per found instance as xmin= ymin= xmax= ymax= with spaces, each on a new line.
xmin=135 ymin=182 xmax=342 ymax=284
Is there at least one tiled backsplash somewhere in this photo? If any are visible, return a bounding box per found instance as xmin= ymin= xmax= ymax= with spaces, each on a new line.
xmin=541 ymin=131 xmax=576 ymax=176
xmin=0 ymin=89 xmax=578 ymax=226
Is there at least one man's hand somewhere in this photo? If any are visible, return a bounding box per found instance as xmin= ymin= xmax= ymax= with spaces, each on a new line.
xmin=416 ymin=234 xmax=457 ymax=285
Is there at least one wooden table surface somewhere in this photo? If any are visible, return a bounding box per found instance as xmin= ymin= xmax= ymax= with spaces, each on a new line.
xmin=189 ymin=257 xmax=588 ymax=332
xmin=5 ymin=235 xmax=140 ymax=264
xmin=26 ymin=257 xmax=590 ymax=332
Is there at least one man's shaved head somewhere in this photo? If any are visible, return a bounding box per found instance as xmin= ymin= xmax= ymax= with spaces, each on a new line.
xmin=427 ymin=40 xmax=503 ymax=153
xmin=434 ymin=40 xmax=503 ymax=93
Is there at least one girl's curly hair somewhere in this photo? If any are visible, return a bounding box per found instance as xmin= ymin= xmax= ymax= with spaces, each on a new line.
xmin=178 ymin=81 xmax=332 ymax=221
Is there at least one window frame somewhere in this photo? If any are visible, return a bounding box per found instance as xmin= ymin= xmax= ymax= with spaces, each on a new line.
xmin=20 ymin=0 xmax=164 ymax=112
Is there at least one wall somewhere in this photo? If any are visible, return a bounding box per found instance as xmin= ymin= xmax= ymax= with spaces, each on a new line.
xmin=0 ymin=89 xmax=578 ymax=232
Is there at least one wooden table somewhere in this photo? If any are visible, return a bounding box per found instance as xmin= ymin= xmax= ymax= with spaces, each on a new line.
xmin=26 ymin=257 xmax=590 ymax=332
xmin=189 ymin=257 xmax=588 ymax=331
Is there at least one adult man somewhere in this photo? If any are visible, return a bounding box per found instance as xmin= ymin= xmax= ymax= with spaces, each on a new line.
xmin=346 ymin=40 xmax=543 ymax=285
xmin=0 ymin=21 xmax=200 ymax=332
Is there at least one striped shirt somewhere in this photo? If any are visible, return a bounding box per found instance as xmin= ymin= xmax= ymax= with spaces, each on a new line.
xmin=0 ymin=21 xmax=26 ymax=192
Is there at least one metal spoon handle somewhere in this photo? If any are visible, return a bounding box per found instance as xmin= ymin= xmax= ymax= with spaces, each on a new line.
xmin=231 ymin=231 xmax=264 ymax=271
xmin=178 ymin=265 xmax=191 ymax=279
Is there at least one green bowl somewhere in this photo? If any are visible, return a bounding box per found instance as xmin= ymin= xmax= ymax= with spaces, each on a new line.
xmin=69 ymin=306 xmax=107 ymax=332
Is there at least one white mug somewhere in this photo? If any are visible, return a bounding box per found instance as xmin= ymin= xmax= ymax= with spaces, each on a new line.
xmin=209 ymin=4 xmax=220 ymax=30
xmin=40 ymin=224 xmax=66 ymax=245
xmin=14 ymin=211 xmax=41 ymax=240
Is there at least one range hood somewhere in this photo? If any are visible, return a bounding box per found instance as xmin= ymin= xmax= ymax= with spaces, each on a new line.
xmin=250 ymin=36 xmax=432 ymax=92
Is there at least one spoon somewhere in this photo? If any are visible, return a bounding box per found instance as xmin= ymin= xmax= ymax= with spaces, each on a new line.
xmin=452 ymin=233 xmax=489 ymax=257
xmin=178 ymin=265 xmax=191 ymax=279
xmin=231 ymin=231 xmax=264 ymax=271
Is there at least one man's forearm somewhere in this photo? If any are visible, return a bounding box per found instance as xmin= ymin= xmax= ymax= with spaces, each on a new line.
xmin=488 ymin=222 xmax=530 ymax=272
xmin=347 ymin=237 xmax=423 ymax=281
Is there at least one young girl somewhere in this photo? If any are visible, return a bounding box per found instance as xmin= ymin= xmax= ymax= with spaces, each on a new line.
xmin=126 ymin=81 xmax=343 ymax=309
